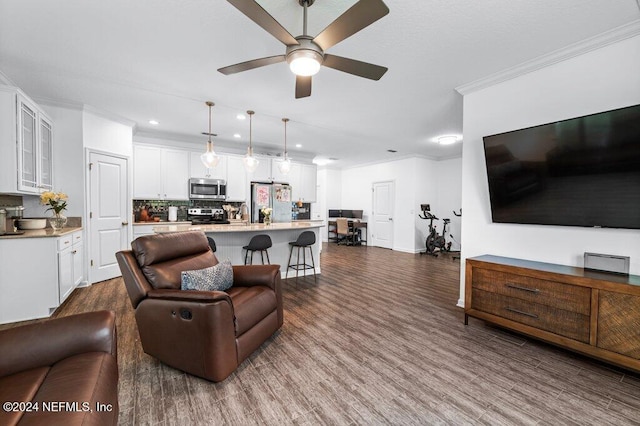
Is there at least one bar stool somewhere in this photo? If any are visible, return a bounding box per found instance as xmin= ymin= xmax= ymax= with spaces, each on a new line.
xmin=207 ymin=236 xmax=217 ymax=252
xmin=286 ymin=231 xmax=316 ymax=282
xmin=243 ymin=234 xmax=272 ymax=265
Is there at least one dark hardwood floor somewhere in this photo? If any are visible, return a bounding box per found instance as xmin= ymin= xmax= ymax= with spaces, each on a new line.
xmin=8 ymin=243 xmax=640 ymax=425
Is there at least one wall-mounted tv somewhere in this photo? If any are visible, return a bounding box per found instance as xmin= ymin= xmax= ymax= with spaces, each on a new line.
xmin=482 ymin=104 xmax=640 ymax=229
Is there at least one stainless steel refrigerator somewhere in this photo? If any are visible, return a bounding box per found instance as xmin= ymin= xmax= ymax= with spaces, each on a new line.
xmin=251 ymin=182 xmax=292 ymax=223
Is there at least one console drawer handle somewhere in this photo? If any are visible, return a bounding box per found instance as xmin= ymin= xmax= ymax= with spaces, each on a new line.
xmin=505 ymin=307 xmax=538 ymax=319
xmin=506 ymin=283 xmax=539 ymax=294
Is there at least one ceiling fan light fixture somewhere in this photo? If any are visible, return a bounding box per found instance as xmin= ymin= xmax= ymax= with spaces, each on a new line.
xmin=288 ymin=49 xmax=322 ymax=76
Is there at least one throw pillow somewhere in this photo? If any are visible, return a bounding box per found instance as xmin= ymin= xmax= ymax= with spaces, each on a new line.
xmin=181 ymin=259 xmax=234 ymax=292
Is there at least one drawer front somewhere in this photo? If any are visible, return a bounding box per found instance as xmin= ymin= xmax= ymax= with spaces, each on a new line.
xmin=72 ymin=230 xmax=82 ymax=245
xmin=57 ymin=235 xmax=73 ymax=251
xmin=472 ymin=289 xmax=590 ymax=343
xmin=472 ymin=268 xmax=591 ymax=315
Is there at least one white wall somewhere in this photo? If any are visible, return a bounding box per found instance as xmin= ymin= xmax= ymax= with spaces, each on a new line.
xmin=435 ymin=158 xmax=462 ymax=252
xmin=460 ymin=35 xmax=640 ymax=304
xmin=83 ymin=112 xmax=133 ymax=157
xmin=317 ymin=168 xmax=342 ymax=242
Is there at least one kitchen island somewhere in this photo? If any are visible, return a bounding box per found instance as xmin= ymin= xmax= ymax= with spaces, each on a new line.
xmin=152 ymin=221 xmax=323 ymax=277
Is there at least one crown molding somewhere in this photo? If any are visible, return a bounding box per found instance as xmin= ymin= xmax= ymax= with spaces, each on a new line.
xmin=456 ymin=19 xmax=640 ymax=96
xmin=34 ymin=96 xmax=137 ymax=130
xmin=82 ymin=104 xmax=137 ymax=129
xmin=0 ymin=69 xmax=16 ymax=86
xmin=33 ymin=96 xmax=85 ymax=111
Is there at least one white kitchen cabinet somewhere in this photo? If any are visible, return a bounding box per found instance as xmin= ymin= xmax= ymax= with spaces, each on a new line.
xmin=163 ymin=149 xmax=190 ymax=199
xmin=190 ymin=152 xmax=227 ymax=180
xmin=57 ymin=231 xmax=83 ymax=305
xmin=132 ymin=223 xmax=156 ymax=243
xmin=0 ymin=86 xmax=54 ymax=195
xmin=270 ymin=158 xmax=293 ymax=183
xmin=248 ymin=155 xmax=272 ymax=181
xmin=133 ymin=144 xmax=189 ymax=200
xmin=0 ymin=230 xmax=84 ymax=324
xmin=226 ymin=155 xmax=248 ymax=201
xmin=285 ymin=162 xmax=316 ymax=202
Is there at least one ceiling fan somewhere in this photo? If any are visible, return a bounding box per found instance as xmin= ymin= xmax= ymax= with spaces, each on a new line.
xmin=218 ymin=0 xmax=389 ymax=99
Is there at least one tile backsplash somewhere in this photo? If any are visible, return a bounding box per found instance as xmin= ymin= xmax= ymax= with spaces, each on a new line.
xmin=133 ymin=199 xmax=244 ymax=222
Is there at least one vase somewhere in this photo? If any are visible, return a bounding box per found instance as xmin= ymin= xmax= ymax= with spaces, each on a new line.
xmin=264 ymin=216 xmax=271 ymax=226
xmin=49 ymin=213 xmax=67 ymax=231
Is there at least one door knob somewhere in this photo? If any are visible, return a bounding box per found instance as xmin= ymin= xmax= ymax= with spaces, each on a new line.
xmin=388 ymin=218 xmax=393 ymax=221
xmin=122 ymin=221 xmax=129 ymax=226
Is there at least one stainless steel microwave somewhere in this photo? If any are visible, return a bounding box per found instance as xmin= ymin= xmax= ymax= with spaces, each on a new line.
xmin=188 ymin=178 xmax=226 ymax=200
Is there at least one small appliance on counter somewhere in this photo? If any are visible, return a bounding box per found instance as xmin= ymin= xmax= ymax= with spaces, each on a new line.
xmin=0 ymin=205 xmax=25 ymax=232
xmin=168 ymin=206 xmax=178 ymax=222
xmin=187 ymin=208 xmax=230 ymax=225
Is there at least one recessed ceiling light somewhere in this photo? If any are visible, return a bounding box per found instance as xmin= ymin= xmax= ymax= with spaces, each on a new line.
xmin=313 ymin=157 xmax=331 ymax=166
xmin=233 ymin=133 xmax=241 ymax=138
xmin=236 ymin=114 xmax=246 ymax=120
xmin=433 ymin=135 xmax=461 ymax=145
xmin=149 ymin=120 xmax=159 ymax=125
xmin=295 ymin=144 xmax=302 ymax=148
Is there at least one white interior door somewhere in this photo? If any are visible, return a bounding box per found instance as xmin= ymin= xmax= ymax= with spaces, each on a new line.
xmin=88 ymin=151 xmax=129 ymax=283
xmin=372 ymin=181 xmax=394 ymax=249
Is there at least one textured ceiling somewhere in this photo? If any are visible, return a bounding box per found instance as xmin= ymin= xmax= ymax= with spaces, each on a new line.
xmin=0 ymin=0 xmax=638 ymax=168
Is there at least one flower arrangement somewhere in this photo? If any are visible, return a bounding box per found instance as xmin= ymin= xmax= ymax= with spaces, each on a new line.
xmin=261 ymin=207 xmax=273 ymax=224
xmin=40 ymin=191 xmax=68 ymax=215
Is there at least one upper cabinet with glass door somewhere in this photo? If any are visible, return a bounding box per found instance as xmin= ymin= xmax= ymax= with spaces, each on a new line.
xmin=0 ymin=86 xmax=54 ymax=195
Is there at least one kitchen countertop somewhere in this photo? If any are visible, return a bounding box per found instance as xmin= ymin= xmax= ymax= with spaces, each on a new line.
xmin=0 ymin=226 xmax=83 ymax=239
xmin=153 ymin=220 xmax=324 ymax=234
xmin=133 ymin=221 xmax=191 ymax=226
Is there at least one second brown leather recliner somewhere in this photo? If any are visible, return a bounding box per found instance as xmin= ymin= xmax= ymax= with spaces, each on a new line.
xmin=116 ymin=231 xmax=283 ymax=382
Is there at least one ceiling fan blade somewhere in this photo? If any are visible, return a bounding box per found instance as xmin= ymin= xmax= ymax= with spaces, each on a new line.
xmin=218 ymin=55 xmax=286 ymax=75
xmin=227 ymin=0 xmax=298 ymax=46
xmin=295 ymin=75 xmax=312 ymax=99
xmin=313 ymin=0 xmax=389 ymax=51
xmin=322 ymin=54 xmax=388 ymax=80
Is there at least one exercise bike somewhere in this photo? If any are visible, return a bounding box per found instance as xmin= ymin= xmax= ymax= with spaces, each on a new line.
xmin=419 ymin=204 xmax=452 ymax=256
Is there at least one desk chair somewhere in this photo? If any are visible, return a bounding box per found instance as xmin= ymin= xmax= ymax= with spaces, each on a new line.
xmin=336 ymin=218 xmax=355 ymax=245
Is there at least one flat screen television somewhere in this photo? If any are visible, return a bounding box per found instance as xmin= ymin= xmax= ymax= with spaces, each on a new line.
xmin=482 ymin=104 xmax=640 ymax=229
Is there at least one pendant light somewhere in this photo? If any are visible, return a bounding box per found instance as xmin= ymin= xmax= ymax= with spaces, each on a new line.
xmin=200 ymin=101 xmax=220 ymax=170
xmin=278 ymin=118 xmax=292 ymax=174
xmin=243 ymin=110 xmax=259 ymax=172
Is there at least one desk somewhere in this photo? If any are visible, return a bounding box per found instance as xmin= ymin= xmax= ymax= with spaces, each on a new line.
xmin=328 ymin=219 xmax=367 ymax=245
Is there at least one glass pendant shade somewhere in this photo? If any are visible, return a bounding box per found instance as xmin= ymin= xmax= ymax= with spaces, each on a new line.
xmin=201 ymin=101 xmax=219 ymax=170
xmin=243 ymin=110 xmax=259 ymax=172
xmin=278 ymin=117 xmax=291 ymax=174
xmin=243 ymin=147 xmax=259 ymax=172
xmin=278 ymin=155 xmax=292 ymax=174
xmin=200 ymin=141 xmax=220 ymax=168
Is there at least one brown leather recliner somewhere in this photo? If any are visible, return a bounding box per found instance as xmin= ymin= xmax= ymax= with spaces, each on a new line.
xmin=0 ymin=310 xmax=119 ymax=426
xmin=116 ymin=231 xmax=283 ymax=382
